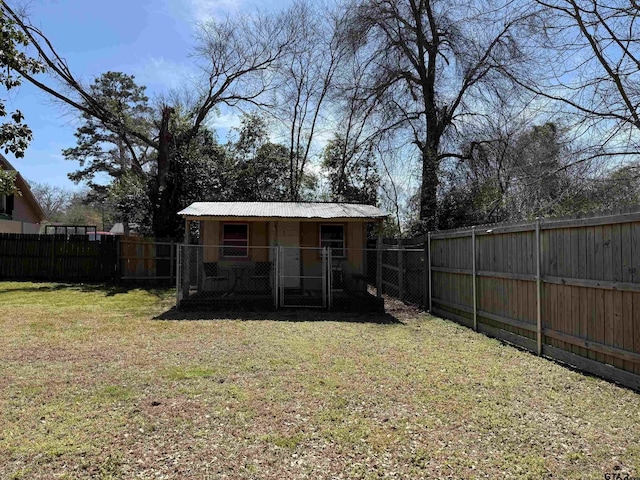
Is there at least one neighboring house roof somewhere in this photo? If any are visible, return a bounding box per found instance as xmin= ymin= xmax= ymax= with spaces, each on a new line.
xmin=0 ymin=154 xmax=47 ymax=223
xmin=178 ymin=202 xmax=387 ymax=221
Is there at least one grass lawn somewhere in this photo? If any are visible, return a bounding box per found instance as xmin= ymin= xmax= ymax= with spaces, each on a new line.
xmin=0 ymin=282 xmax=638 ymax=479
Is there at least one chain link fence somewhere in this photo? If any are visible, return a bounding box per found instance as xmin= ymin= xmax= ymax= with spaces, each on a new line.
xmin=279 ymin=246 xmax=326 ymax=308
xmin=176 ymin=244 xmax=426 ymax=310
xmin=378 ymin=247 xmax=426 ymax=306
xmin=177 ymin=245 xmax=276 ymax=309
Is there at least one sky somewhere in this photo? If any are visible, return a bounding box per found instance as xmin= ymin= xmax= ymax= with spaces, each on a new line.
xmin=3 ymin=0 xmax=289 ymax=190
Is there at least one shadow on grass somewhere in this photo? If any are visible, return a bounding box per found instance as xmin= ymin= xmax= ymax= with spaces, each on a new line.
xmin=153 ymin=306 xmax=405 ymax=325
xmin=0 ymin=283 xmax=70 ymax=294
xmin=0 ymin=281 xmax=170 ymax=298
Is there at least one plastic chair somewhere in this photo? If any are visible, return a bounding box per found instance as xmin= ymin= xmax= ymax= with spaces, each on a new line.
xmin=203 ymin=262 xmax=229 ymax=292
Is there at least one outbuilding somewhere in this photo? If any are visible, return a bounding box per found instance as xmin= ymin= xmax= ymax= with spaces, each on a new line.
xmin=177 ymin=201 xmax=387 ymax=309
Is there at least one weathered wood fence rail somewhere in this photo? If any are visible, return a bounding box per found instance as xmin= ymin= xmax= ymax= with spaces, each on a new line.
xmin=424 ymin=209 xmax=640 ymax=391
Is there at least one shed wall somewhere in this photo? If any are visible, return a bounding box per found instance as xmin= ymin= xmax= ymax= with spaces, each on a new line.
xmin=200 ymin=220 xmax=269 ymax=261
xmin=196 ymin=218 xmax=368 ymax=272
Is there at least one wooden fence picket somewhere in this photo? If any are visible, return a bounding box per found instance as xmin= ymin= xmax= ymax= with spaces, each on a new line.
xmin=425 ymin=209 xmax=640 ymax=390
xmin=0 ymin=233 xmax=118 ymax=282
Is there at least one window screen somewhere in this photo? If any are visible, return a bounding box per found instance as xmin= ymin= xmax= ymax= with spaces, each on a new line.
xmin=320 ymin=224 xmax=345 ymax=257
xmin=222 ymin=224 xmax=248 ymax=257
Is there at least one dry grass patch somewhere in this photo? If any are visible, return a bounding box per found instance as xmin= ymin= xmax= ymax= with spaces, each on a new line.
xmin=0 ymin=281 xmax=638 ymax=479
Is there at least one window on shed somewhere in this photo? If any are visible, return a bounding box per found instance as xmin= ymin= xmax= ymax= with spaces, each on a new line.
xmin=222 ymin=223 xmax=248 ymax=257
xmin=320 ymin=224 xmax=345 ymax=257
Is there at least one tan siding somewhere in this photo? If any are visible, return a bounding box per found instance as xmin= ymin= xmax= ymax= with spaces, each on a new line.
xmin=347 ymin=222 xmax=364 ymax=273
xmin=269 ymin=221 xmax=277 ymax=247
xmin=300 ymin=222 xmax=318 ymax=270
xmin=202 ymin=221 xmax=219 ymax=262
xmin=301 ymin=222 xmax=368 ymax=274
xmin=301 ymin=222 xmax=318 ymax=248
xmin=251 ymin=221 xmax=268 ymax=246
xmin=206 ymin=221 xmax=269 ymax=262
xmin=250 ymin=221 xmax=268 ymax=261
xmin=198 ymin=219 xmax=370 ymax=269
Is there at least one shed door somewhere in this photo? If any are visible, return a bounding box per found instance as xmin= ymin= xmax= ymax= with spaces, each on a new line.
xmin=277 ymin=221 xmax=300 ymax=288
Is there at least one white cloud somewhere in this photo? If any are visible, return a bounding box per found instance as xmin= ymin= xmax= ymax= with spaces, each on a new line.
xmin=169 ymin=0 xmax=287 ymax=24
xmin=206 ymin=109 xmax=243 ymax=140
xmin=132 ymin=57 xmax=196 ymax=92
xmin=184 ymin=0 xmax=244 ymax=22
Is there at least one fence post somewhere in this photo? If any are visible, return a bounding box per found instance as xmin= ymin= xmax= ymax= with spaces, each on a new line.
xmin=52 ymin=234 xmax=57 ymax=279
xmin=279 ymin=246 xmax=285 ymax=308
xmin=423 ymin=235 xmax=429 ymax=309
xmin=376 ymin=237 xmax=383 ymax=299
xmin=398 ymin=245 xmax=404 ymax=301
xmin=322 ymin=247 xmax=327 ymax=310
xmin=326 ymin=247 xmax=331 ymax=310
xmin=170 ymin=241 xmax=175 ymax=283
xmin=427 ymin=232 xmax=432 ymax=312
xmin=176 ymin=244 xmax=181 ymax=308
xmin=273 ymin=246 xmax=279 ymax=309
xmin=182 ymin=245 xmax=191 ymax=301
xmin=536 ymin=217 xmax=542 ymax=356
xmin=472 ymin=226 xmax=477 ymax=331
xmin=195 ymin=245 xmax=200 ymax=290
xmin=115 ymin=236 xmax=121 ymax=283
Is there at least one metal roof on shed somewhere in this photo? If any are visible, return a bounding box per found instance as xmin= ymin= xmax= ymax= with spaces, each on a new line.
xmin=178 ymin=202 xmax=387 ymax=220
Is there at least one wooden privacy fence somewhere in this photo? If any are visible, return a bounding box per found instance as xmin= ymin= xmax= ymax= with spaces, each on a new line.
xmin=0 ymin=234 xmax=178 ymax=283
xmin=0 ymin=233 xmax=117 ymax=281
xmin=119 ymin=237 xmax=177 ymax=282
xmin=427 ymin=209 xmax=640 ymax=390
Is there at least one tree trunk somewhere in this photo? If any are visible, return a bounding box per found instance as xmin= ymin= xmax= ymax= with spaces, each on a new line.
xmin=419 ymin=146 xmax=439 ymax=231
xmin=152 ymin=106 xmax=174 ymax=238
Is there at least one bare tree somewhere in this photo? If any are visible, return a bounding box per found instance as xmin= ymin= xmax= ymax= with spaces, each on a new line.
xmin=266 ymin=1 xmax=349 ymax=200
xmin=29 ymin=181 xmax=69 ymax=221
xmin=341 ymin=0 xmax=540 ymax=231
xmin=0 ymin=1 xmax=297 ymax=236
xmin=512 ymin=0 xmax=640 ymax=163
xmin=320 ymin=36 xmax=381 ymax=196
